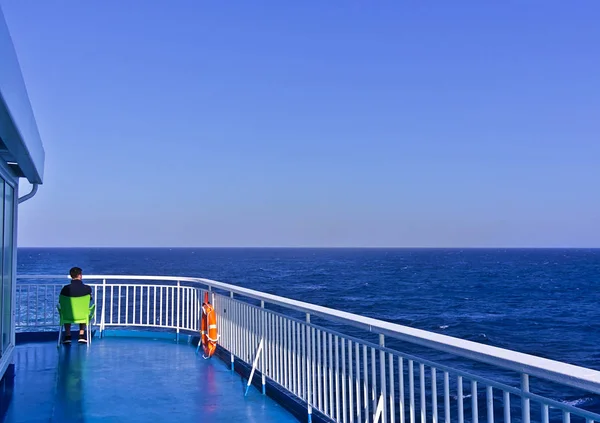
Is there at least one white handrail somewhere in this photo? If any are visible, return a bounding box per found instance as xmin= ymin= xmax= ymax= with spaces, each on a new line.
xmin=17 ymin=274 xmax=600 ymax=395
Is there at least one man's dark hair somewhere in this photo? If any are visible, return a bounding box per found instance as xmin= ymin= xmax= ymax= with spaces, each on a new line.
xmin=69 ymin=267 xmax=82 ymax=279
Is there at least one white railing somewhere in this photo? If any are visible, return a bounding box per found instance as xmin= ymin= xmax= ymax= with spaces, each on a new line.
xmin=16 ymin=275 xmax=600 ymax=423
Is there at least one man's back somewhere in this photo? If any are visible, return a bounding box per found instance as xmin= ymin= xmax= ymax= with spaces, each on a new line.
xmin=60 ymin=279 xmax=92 ymax=298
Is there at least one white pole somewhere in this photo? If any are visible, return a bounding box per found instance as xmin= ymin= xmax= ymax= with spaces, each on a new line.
xmin=245 ymin=338 xmax=264 ymax=396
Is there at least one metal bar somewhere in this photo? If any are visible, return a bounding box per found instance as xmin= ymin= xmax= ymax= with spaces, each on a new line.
xmin=336 ymin=335 xmax=341 ymax=422
xmin=288 ymin=317 xmax=292 ymax=391
xmin=248 ymin=303 xmax=252 ymax=364
xmin=35 ymin=286 xmax=38 ymax=324
xmin=245 ymin=339 xmax=264 ymax=396
xmin=389 ymin=353 xmax=395 ymax=423
xmin=132 ymin=286 xmax=136 ymax=325
xmin=364 ymin=344 xmax=369 ymax=420
xmin=109 ymin=285 xmax=113 ymax=324
xmin=342 ymin=337 xmax=347 ymax=423
xmin=261 ymin=301 xmax=266 ymax=394
xmin=272 ymin=312 xmax=277 ymax=379
xmin=564 ymin=411 xmax=571 ymax=423
xmin=349 ymin=340 xmax=354 ymax=423
xmin=542 ymin=404 xmax=549 ymax=423
xmin=356 ymin=342 xmax=361 ymax=423
xmin=170 ymin=286 xmax=174 ymax=329
xmin=307 ymin=314 xmax=313 ymax=423
xmin=323 ymin=330 xmax=329 ymax=417
xmin=504 ymin=392 xmax=511 ymax=423
xmin=400 ymin=357 xmax=405 ymax=423
xmin=279 ymin=315 xmax=283 ymax=384
xmin=302 ymin=322 xmax=307 ymax=401
xmin=230 ymin=291 xmax=234 ymax=369
xmin=292 ymin=321 xmax=297 ymax=395
xmin=276 ymin=315 xmax=281 ymax=384
xmin=432 ymin=368 xmax=437 ymax=423
xmin=317 ymin=329 xmax=323 ymax=412
xmin=312 ymin=325 xmax=317 ymax=412
xmin=159 ymin=286 xmax=163 ymax=326
xmin=372 ymin=347 xmax=377 ymax=422
xmin=287 ymin=319 xmax=292 ymax=391
xmin=380 ymin=335 xmax=387 ymax=423
xmin=521 ymin=374 xmax=530 ymax=423
xmin=444 ymin=372 xmax=450 ymax=423
xmin=486 ymin=386 xmax=493 ymax=423
xmin=420 ymin=364 xmax=425 ymax=423
xmin=187 ymin=287 xmax=191 ymax=329
xmin=457 ymin=376 xmax=464 ymax=423
xmin=330 ymin=333 xmax=335 ymax=418
xmin=125 ymin=286 xmax=129 ymax=325
xmin=118 ymin=285 xmax=122 ymax=325
xmin=176 ymin=281 xmax=180 ymax=341
xmin=299 ymin=322 xmax=304 ymax=397
xmin=375 ymin=394 xmax=385 ymax=423
xmin=472 ymin=381 xmax=478 ymax=423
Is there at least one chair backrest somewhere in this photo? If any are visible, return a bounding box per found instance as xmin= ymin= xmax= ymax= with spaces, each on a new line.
xmin=59 ymin=295 xmax=91 ymax=322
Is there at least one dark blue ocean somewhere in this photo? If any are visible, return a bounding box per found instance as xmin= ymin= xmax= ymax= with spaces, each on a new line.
xmin=18 ymin=247 xmax=600 ymax=373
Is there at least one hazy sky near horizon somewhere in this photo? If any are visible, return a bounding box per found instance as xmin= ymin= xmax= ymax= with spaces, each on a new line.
xmin=3 ymin=1 xmax=599 ymax=248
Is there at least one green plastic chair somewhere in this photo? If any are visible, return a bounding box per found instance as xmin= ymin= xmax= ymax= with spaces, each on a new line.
xmin=57 ymin=294 xmax=96 ymax=347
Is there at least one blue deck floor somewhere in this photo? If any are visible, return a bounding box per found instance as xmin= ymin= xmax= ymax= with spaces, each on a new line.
xmin=2 ymin=336 xmax=298 ymax=423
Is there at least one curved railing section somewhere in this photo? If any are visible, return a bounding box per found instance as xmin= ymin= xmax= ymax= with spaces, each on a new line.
xmin=16 ymin=275 xmax=600 ymax=423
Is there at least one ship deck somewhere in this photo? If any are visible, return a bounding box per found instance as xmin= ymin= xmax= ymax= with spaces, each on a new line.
xmin=1 ymin=334 xmax=297 ymax=423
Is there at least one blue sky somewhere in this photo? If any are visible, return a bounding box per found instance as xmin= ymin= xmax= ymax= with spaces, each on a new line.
xmin=3 ymin=1 xmax=599 ymax=247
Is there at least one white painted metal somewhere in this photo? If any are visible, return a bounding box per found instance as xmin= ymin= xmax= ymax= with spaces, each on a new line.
xmin=356 ymin=343 xmax=361 ymax=423
xmin=245 ymin=338 xmax=264 ymax=396
xmin=374 ymin=394 xmax=385 ymax=423
xmin=522 ymin=373 xmax=530 ymax=423
xmin=348 ymin=340 xmax=354 ymax=423
xmin=471 ymin=381 xmax=478 ymax=423
xmin=389 ymin=353 xmax=395 ymax=423
xmin=399 ymin=357 xmax=405 ymax=423
xmin=457 ymin=376 xmax=464 ymax=423
xmin=432 ymin=368 xmax=437 ymax=423
xmin=15 ymin=275 xmax=600 ymax=423
xmin=443 ymin=371 xmax=449 ymax=423
xmin=419 ymin=364 xmax=425 ymax=423
xmin=487 ymin=386 xmax=493 ymax=423
xmin=380 ymin=334 xmax=387 ymax=423
xmin=409 ymin=360 xmax=415 ymax=423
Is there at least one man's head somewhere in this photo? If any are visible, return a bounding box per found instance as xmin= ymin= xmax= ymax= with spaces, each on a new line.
xmin=70 ymin=267 xmax=83 ymax=280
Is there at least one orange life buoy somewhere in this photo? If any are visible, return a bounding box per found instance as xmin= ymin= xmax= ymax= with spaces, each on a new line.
xmin=201 ymin=292 xmax=218 ymax=358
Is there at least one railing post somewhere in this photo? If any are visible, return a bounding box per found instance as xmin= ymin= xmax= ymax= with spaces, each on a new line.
xmin=100 ymin=279 xmax=106 ymax=337
xmin=261 ymin=300 xmax=266 ymax=395
xmin=306 ymin=313 xmax=312 ymax=423
xmin=521 ymin=374 xmax=530 ymax=423
xmin=380 ymin=334 xmax=387 ymax=423
xmin=176 ymin=280 xmax=181 ymax=343
xmin=230 ymin=291 xmax=234 ymax=371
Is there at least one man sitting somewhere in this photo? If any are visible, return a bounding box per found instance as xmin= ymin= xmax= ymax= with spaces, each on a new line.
xmin=60 ymin=267 xmax=93 ymax=344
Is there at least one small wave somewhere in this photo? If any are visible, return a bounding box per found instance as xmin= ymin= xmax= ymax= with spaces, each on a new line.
xmin=562 ymin=397 xmax=595 ymax=407
xmin=439 ymin=325 xmax=449 ymax=329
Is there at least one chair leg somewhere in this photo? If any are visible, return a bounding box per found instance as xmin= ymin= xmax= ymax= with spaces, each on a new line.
xmin=57 ymin=325 xmax=62 ymax=348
